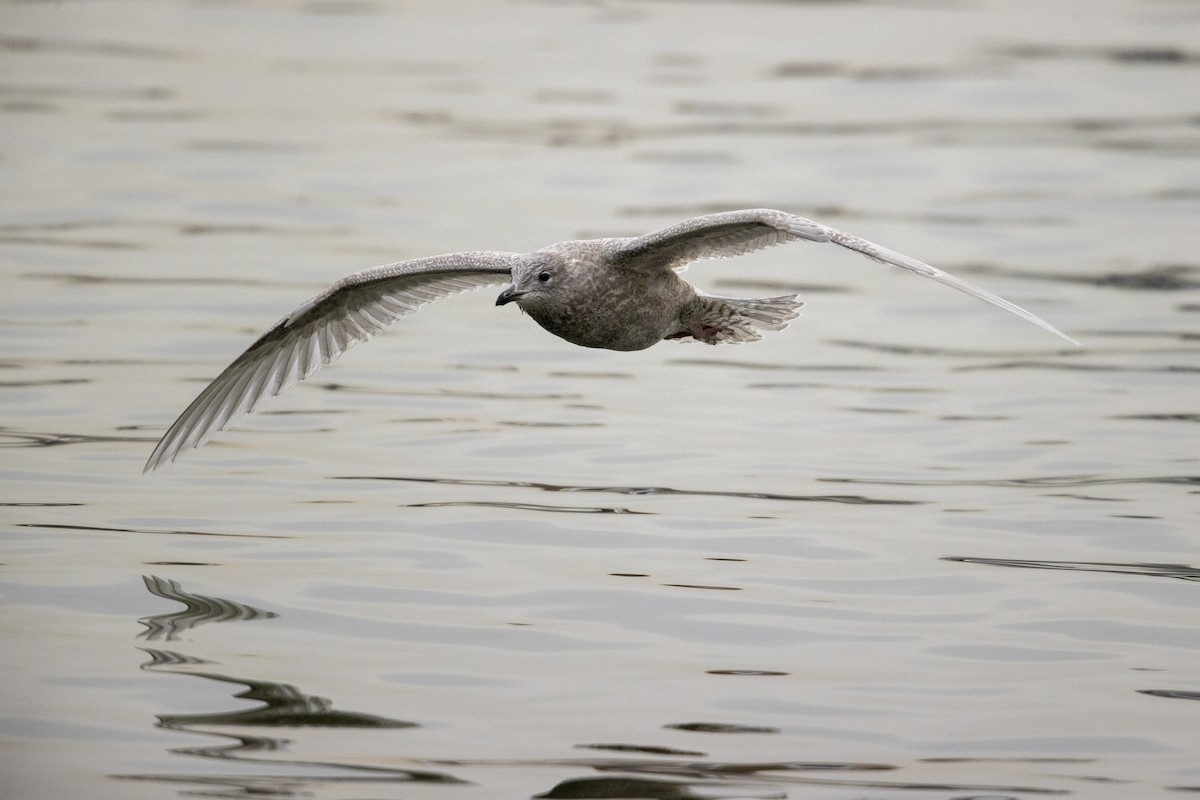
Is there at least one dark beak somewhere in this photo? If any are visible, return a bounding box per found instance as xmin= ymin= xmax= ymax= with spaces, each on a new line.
xmin=495 ymin=287 xmax=524 ymax=306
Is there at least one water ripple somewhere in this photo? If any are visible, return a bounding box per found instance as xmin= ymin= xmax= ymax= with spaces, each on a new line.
xmin=18 ymin=522 xmax=288 ymax=539
xmin=969 ymin=261 xmax=1200 ymax=291
xmin=405 ymin=500 xmax=650 ymax=515
xmin=337 ymin=474 xmax=919 ymax=506
xmin=944 ymin=557 xmax=1200 ymax=582
xmin=139 ymin=575 xmax=278 ymax=640
xmin=1138 ymin=689 xmax=1200 ymax=701
xmin=954 ymin=361 xmax=1200 ymax=374
xmin=823 ymin=474 xmax=1200 ymax=489
xmin=0 ymin=427 xmax=145 ymax=448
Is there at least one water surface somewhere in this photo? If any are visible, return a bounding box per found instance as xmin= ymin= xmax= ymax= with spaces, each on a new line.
xmin=2 ymin=1 xmax=1199 ymax=798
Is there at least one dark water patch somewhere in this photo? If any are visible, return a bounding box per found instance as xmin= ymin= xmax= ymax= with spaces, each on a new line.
xmin=0 ymin=378 xmax=88 ymax=388
xmin=774 ymin=57 xmax=1004 ymax=80
xmin=319 ymin=381 xmax=584 ymax=401
xmin=619 ymin=203 xmax=1067 ymax=229
xmin=1138 ymin=689 xmax=1200 ymax=701
xmin=774 ymin=59 xmax=998 ymax=82
xmin=534 ymin=758 xmax=1073 ymax=797
xmin=0 ymin=502 xmax=83 ymax=507
xmin=405 ymin=500 xmax=649 ymax=515
xmin=922 ymin=756 xmax=1094 ymax=763
xmin=577 ymin=743 xmax=706 ymax=756
xmin=749 ymin=381 xmax=941 ymax=393
xmin=970 ymin=261 xmax=1200 ymax=291
xmin=706 ymin=669 xmax=789 ymax=676
xmin=665 ymin=722 xmax=779 ymax=734
xmin=0 ymin=82 xmax=173 ymax=101
xmin=442 ymin=109 xmax=1200 ymax=153
xmin=337 ymin=474 xmax=921 ymax=506
xmin=0 ymin=235 xmax=142 ymax=250
xmin=116 ymin=771 xmax=463 ymax=794
xmin=663 ymin=583 xmax=741 ymax=591
xmin=747 ymin=381 xmax=829 ymax=390
xmin=1043 ymin=493 xmax=1128 ymax=502
xmin=106 ymin=108 xmax=200 ymax=123
xmin=548 ymin=370 xmax=636 ymax=379
xmin=184 ymin=139 xmax=315 ymax=153
xmin=954 ymin=361 xmax=1200 ymax=374
xmin=500 ymin=420 xmax=606 ymax=428
xmin=1076 ymin=328 xmax=1199 ymax=341
xmin=8 ymin=217 xmax=346 ymax=242
xmin=447 ymin=362 xmax=517 ymax=373
xmin=19 ymin=522 xmax=289 ymax=539
xmin=535 ymin=88 xmax=616 ymax=105
xmin=536 ymin=776 xmax=771 ymax=799
xmin=26 ymin=270 xmax=285 ymax=289
xmin=0 ymin=428 xmax=150 ymax=448
xmin=843 ymin=406 xmax=916 ymax=415
xmin=0 ymin=35 xmax=182 ymax=61
xmin=668 ymin=358 xmax=883 ymax=372
xmin=140 ymin=574 xmax=278 ymax=640
xmin=944 ymin=557 xmax=1200 ymax=583
xmin=831 ymin=338 xmax=1076 ymax=358
xmin=674 ymin=99 xmax=776 ymax=117
xmin=1001 ymin=43 xmax=1200 ymax=66
xmin=631 ymin=149 xmax=739 ymax=165
xmin=825 ymin=474 xmax=1200 ymax=490
xmin=1112 ymin=413 xmax=1200 ymax=423
xmin=1 ymin=100 xmax=56 ymax=114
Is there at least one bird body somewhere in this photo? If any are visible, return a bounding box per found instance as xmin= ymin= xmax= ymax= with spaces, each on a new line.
xmin=145 ymin=209 xmax=1078 ymax=471
xmin=502 ymin=239 xmax=729 ymax=351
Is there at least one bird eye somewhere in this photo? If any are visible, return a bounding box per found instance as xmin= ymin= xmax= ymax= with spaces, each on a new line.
xmin=537 ymin=271 xmax=552 ymax=283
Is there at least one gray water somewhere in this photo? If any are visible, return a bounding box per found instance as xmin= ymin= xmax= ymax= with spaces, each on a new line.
xmin=3 ymin=1 xmax=1199 ymax=798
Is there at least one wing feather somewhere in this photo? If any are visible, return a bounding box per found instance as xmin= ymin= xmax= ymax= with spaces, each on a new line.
xmin=611 ymin=209 xmax=1079 ymax=346
xmin=145 ymin=251 xmax=519 ymax=471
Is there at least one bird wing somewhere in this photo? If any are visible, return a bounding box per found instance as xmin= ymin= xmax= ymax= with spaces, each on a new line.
xmin=609 ymin=208 xmax=1079 ymax=346
xmin=145 ymin=251 xmax=520 ymax=471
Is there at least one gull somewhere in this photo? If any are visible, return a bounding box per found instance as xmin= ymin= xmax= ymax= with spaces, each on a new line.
xmin=145 ymin=208 xmax=1078 ymax=471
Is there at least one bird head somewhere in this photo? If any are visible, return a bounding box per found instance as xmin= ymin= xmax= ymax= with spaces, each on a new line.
xmin=495 ymin=252 xmax=568 ymax=311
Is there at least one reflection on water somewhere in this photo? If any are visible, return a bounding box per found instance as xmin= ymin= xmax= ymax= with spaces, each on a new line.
xmin=132 ymin=581 xmax=450 ymax=793
xmin=124 ymin=576 xmax=1095 ymax=799
xmin=139 ymin=575 xmax=277 ymax=640
xmin=149 ymin=663 xmax=416 ymax=731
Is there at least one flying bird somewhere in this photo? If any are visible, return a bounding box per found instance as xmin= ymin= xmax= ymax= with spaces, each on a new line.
xmin=145 ymin=208 xmax=1077 ymax=471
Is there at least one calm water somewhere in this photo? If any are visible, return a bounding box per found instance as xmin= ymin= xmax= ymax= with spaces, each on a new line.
xmin=3 ymin=1 xmax=1199 ymax=798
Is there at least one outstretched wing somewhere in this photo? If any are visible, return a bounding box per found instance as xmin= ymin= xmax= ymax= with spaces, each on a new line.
xmin=610 ymin=208 xmax=1079 ymax=346
xmin=145 ymin=251 xmax=521 ymax=471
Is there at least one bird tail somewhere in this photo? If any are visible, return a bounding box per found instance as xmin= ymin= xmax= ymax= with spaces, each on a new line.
xmin=672 ymin=294 xmax=803 ymax=344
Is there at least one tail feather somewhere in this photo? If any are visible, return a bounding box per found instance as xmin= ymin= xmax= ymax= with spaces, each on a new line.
xmin=671 ymin=294 xmax=803 ymax=344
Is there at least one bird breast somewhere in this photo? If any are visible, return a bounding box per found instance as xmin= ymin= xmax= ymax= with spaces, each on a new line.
xmin=525 ymin=265 xmax=686 ymax=352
